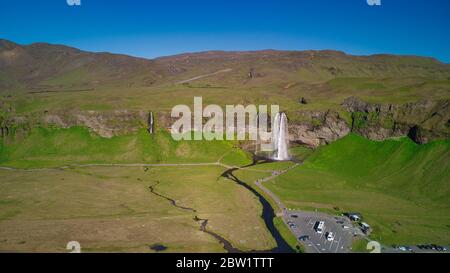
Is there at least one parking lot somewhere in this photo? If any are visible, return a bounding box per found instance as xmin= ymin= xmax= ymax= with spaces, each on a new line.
xmin=284 ymin=210 xmax=360 ymax=253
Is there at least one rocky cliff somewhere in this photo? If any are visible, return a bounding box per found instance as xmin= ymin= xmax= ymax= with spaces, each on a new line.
xmin=342 ymin=97 xmax=450 ymax=144
xmin=1 ymin=97 xmax=449 ymax=147
xmin=288 ymin=97 xmax=450 ymax=147
xmin=1 ymin=109 xmax=150 ymax=140
xmin=289 ymin=110 xmax=350 ymax=147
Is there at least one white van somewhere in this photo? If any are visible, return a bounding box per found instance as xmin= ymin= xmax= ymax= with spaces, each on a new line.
xmin=314 ymin=221 xmax=325 ymax=234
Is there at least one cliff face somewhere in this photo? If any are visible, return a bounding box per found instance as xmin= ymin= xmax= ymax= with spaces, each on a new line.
xmin=342 ymin=97 xmax=450 ymax=144
xmin=1 ymin=110 xmax=149 ymax=139
xmin=288 ymin=97 xmax=449 ymax=147
xmin=1 ymin=97 xmax=449 ymax=147
xmin=289 ymin=111 xmax=350 ymax=147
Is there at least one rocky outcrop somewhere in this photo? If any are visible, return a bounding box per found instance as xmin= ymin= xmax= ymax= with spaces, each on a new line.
xmin=342 ymin=97 xmax=450 ymax=144
xmin=43 ymin=110 xmax=150 ymax=137
xmin=289 ymin=111 xmax=351 ymax=147
xmin=1 ymin=110 xmax=150 ymax=139
xmin=287 ymin=97 xmax=450 ymax=147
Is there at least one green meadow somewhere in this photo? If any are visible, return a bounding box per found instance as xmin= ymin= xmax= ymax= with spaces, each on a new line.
xmin=0 ymin=165 xmax=275 ymax=252
xmin=0 ymin=126 xmax=252 ymax=168
xmin=266 ymin=134 xmax=450 ymax=245
xmin=0 ymin=124 xmax=449 ymax=250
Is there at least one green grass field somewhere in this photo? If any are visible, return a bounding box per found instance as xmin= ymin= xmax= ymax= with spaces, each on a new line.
xmin=1 ymin=114 xmax=449 ymax=251
xmin=0 ymin=165 xmax=276 ymax=252
xmin=266 ymin=134 xmax=450 ymax=245
xmin=0 ymin=127 xmax=252 ymax=168
xmin=0 ymin=126 xmax=286 ymax=252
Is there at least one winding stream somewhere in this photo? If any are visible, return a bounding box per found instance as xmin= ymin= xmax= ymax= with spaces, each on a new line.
xmin=1 ymin=155 xmax=295 ymax=253
xmin=220 ymin=156 xmax=293 ymax=253
xmin=149 ymin=181 xmax=197 ymax=213
xmin=146 ymin=156 xmax=294 ymax=253
xmin=147 ymin=180 xmax=242 ymax=252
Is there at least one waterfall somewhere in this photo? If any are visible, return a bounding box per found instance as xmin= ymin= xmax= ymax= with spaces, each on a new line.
xmin=272 ymin=112 xmax=289 ymax=160
xmin=148 ymin=111 xmax=154 ymax=134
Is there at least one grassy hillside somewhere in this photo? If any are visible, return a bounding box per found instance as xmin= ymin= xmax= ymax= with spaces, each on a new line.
xmin=266 ymin=134 xmax=450 ymax=245
xmin=0 ymin=126 xmax=251 ymax=168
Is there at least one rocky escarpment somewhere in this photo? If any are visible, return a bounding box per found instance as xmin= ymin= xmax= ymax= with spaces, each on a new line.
xmin=288 ymin=111 xmax=350 ymax=147
xmin=0 ymin=109 xmax=152 ymax=139
xmin=288 ymin=97 xmax=449 ymax=147
xmin=1 ymin=97 xmax=449 ymax=147
xmin=342 ymin=97 xmax=450 ymax=144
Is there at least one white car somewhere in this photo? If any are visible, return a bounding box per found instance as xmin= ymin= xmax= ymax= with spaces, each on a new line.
xmin=326 ymin=232 xmax=335 ymax=241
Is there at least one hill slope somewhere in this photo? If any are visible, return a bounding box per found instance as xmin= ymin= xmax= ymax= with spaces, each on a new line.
xmin=0 ymin=39 xmax=164 ymax=90
xmin=1 ymin=39 xmax=449 ymax=91
xmin=267 ymin=134 xmax=450 ymax=244
xmin=0 ymin=126 xmax=251 ymax=168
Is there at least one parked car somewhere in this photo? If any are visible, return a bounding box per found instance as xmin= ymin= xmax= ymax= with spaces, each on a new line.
xmin=433 ymin=245 xmax=447 ymax=252
xmin=397 ymin=246 xmax=413 ymax=252
xmin=325 ymin=232 xmax=334 ymax=241
xmin=418 ymin=244 xmax=434 ymax=250
xmin=298 ymin=235 xmax=310 ymax=241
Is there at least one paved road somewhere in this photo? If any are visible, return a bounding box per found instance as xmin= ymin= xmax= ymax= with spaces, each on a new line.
xmin=254 ymin=163 xmax=299 ymax=214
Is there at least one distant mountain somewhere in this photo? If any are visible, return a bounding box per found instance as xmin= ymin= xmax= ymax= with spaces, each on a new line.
xmin=0 ymin=39 xmax=163 ymax=90
xmin=1 ymin=39 xmax=449 ymax=91
xmin=158 ymin=50 xmax=450 ymax=85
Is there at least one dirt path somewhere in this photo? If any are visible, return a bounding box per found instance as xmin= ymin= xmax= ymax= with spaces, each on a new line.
xmin=0 ymin=162 xmax=220 ymax=172
xmin=254 ymin=163 xmax=300 ymax=213
xmin=176 ymin=68 xmax=232 ymax=84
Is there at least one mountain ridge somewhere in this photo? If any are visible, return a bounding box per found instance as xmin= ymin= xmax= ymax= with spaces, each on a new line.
xmin=3 ymin=39 xmax=446 ymax=64
xmin=1 ymin=39 xmax=449 ymax=91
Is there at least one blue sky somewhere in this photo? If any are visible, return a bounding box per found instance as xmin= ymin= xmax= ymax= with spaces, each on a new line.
xmin=0 ymin=0 xmax=449 ymax=62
